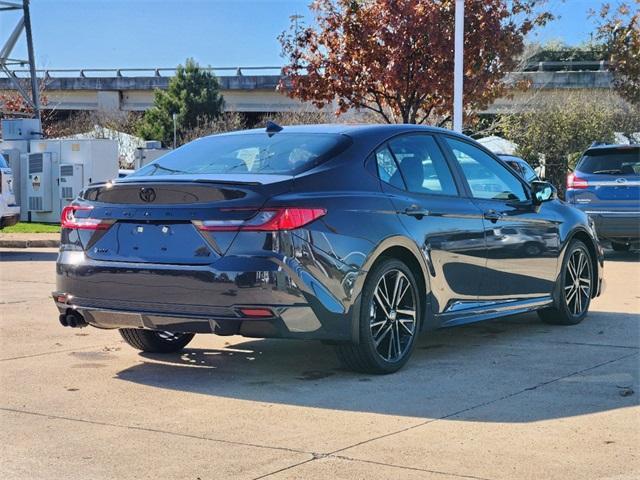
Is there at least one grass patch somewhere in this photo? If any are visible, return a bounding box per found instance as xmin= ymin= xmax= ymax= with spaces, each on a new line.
xmin=2 ymin=222 xmax=60 ymax=234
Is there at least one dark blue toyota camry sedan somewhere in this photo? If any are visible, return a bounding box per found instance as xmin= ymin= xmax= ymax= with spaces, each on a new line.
xmin=53 ymin=124 xmax=604 ymax=373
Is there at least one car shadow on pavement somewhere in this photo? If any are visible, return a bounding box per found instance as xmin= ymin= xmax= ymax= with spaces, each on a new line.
xmin=604 ymin=249 xmax=640 ymax=263
xmin=0 ymin=250 xmax=59 ymax=262
xmin=115 ymin=311 xmax=639 ymax=422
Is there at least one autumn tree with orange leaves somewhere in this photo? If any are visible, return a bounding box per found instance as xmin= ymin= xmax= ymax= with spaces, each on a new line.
xmin=279 ymin=0 xmax=552 ymax=125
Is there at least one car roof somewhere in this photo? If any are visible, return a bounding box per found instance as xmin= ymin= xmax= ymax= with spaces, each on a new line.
xmin=584 ymin=144 xmax=640 ymax=155
xmin=211 ymin=123 xmax=470 ymax=140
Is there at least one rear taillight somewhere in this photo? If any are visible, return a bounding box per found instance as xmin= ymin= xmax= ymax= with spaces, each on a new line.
xmin=567 ymin=173 xmax=588 ymax=189
xmin=61 ymin=205 xmax=112 ymax=230
xmin=238 ymin=307 xmax=274 ymax=318
xmin=194 ymin=207 xmax=326 ymax=232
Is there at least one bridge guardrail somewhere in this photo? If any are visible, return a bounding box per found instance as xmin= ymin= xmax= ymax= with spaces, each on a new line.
xmin=0 ymin=60 xmax=611 ymax=80
xmin=0 ymin=66 xmax=283 ymax=79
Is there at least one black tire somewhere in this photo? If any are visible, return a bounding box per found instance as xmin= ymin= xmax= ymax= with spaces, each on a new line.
xmin=335 ymin=258 xmax=421 ymax=374
xmin=538 ymin=240 xmax=593 ymax=325
xmin=611 ymin=242 xmax=630 ymax=252
xmin=119 ymin=329 xmax=195 ymax=353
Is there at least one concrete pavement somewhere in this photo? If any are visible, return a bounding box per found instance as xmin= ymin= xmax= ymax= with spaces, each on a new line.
xmin=0 ymin=248 xmax=638 ymax=479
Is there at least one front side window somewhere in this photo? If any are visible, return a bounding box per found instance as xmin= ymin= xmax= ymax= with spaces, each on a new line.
xmin=131 ymin=133 xmax=350 ymax=177
xmin=446 ymin=138 xmax=528 ymax=201
xmin=387 ymin=135 xmax=458 ymax=196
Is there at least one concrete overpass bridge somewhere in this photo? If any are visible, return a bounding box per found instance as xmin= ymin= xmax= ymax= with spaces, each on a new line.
xmin=0 ymin=63 xmax=614 ymax=115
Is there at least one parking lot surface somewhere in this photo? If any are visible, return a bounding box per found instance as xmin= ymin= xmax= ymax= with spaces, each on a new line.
xmin=0 ymin=247 xmax=638 ymax=480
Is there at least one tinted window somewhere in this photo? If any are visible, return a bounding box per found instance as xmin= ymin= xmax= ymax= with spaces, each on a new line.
xmin=503 ymin=158 xmax=538 ymax=183
xmin=376 ymin=147 xmax=405 ymax=189
xmin=446 ymin=138 xmax=527 ymax=201
xmin=387 ymin=135 xmax=458 ymax=196
xmin=505 ymin=160 xmax=525 ymax=177
xmin=132 ymin=133 xmax=350 ymax=177
xmin=519 ymin=162 xmax=538 ymax=182
xmin=577 ymin=149 xmax=640 ymax=175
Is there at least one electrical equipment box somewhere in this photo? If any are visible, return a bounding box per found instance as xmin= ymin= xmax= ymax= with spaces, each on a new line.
xmin=24 ymin=138 xmax=118 ymax=222
xmin=134 ymin=145 xmax=170 ymax=170
xmin=59 ymin=164 xmax=84 ymax=202
xmin=1 ymin=119 xmax=42 ymax=141
xmin=25 ymin=152 xmax=53 ymax=213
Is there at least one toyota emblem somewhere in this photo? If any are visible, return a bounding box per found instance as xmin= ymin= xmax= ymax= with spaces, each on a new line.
xmin=139 ymin=187 xmax=156 ymax=203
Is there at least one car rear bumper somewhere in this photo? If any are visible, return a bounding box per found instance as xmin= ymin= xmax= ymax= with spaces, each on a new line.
xmin=580 ymin=210 xmax=640 ymax=242
xmin=53 ymin=249 xmax=362 ymax=341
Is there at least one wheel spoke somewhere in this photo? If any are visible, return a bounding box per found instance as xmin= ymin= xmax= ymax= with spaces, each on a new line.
xmin=379 ymin=276 xmax=392 ymax=308
xmin=394 ymin=322 xmax=402 ymax=358
xmin=396 ymin=308 xmax=416 ymax=318
xmin=387 ymin=326 xmax=395 ymax=360
xmin=566 ymin=285 xmax=577 ymax=304
xmin=395 ymin=280 xmax=411 ymax=308
xmin=374 ymin=289 xmax=390 ymax=317
xmin=567 ymin=256 xmax=577 ymax=282
xmin=391 ymin=272 xmax=403 ymax=308
xmin=578 ymin=251 xmax=587 ymax=277
xmin=374 ymin=323 xmax=393 ymax=346
xmin=398 ymin=318 xmax=414 ymax=335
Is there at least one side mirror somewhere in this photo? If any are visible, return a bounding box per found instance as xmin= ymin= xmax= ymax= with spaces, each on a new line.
xmin=531 ymin=181 xmax=556 ymax=204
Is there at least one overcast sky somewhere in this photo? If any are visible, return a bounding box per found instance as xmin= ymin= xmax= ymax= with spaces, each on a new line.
xmin=2 ymin=0 xmax=607 ymax=70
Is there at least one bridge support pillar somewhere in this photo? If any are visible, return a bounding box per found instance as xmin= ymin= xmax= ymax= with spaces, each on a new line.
xmin=97 ymin=91 xmax=121 ymax=112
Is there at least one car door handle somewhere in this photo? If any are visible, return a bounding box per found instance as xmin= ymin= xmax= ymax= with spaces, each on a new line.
xmin=403 ymin=206 xmax=430 ymax=218
xmin=483 ymin=210 xmax=504 ymax=223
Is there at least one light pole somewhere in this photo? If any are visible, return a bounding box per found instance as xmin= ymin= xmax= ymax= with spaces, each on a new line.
xmin=172 ymin=113 xmax=177 ymax=149
xmin=453 ymin=0 xmax=464 ymax=133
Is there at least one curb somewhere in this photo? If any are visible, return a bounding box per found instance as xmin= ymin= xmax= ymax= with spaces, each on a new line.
xmin=0 ymin=239 xmax=60 ymax=248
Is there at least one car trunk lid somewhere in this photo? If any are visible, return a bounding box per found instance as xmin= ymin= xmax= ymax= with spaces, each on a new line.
xmin=76 ymin=174 xmax=292 ymax=264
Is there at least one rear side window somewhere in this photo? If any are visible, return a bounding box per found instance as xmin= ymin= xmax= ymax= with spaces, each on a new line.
xmin=375 ymin=146 xmax=405 ymax=189
xmin=0 ymin=154 xmax=8 ymax=169
xmin=132 ymin=133 xmax=350 ymax=177
xmin=387 ymin=134 xmax=458 ymax=196
xmin=577 ymin=149 xmax=640 ymax=175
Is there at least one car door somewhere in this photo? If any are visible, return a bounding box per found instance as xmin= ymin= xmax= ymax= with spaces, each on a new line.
xmin=442 ymin=136 xmax=560 ymax=299
xmin=373 ymin=133 xmax=487 ymax=319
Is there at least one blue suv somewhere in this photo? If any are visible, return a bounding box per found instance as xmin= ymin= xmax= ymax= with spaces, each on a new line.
xmin=566 ymin=144 xmax=640 ymax=251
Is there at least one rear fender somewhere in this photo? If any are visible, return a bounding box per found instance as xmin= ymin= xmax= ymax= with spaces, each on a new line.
xmin=349 ymin=236 xmax=433 ymax=343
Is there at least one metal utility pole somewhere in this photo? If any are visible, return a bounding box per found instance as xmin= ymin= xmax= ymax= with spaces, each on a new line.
xmin=453 ymin=0 xmax=464 ymax=133
xmin=172 ymin=113 xmax=177 ymax=149
xmin=0 ymin=0 xmax=41 ymax=121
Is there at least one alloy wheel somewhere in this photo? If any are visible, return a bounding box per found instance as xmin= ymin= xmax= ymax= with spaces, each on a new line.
xmin=370 ymin=269 xmax=417 ymax=362
xmin=564 ymin=248 xmax=591 ymax=316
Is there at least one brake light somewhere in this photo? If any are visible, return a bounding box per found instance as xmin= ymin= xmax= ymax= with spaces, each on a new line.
xmin=194 ymin=208 xmax=326 ymax=232
xmin=567 ymin=173 xmax=588 ymax=189
xmin=61 ymin=205 xmax=112 ymax=230
xmin=238 ymin=308 xmax=274 ymax=318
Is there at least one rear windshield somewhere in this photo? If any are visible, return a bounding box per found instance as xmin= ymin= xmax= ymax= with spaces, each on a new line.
xmin=577 ymin=148 xmax=640 ymax=175
xmin=132 ymin=133 xmax=350 ymax=177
